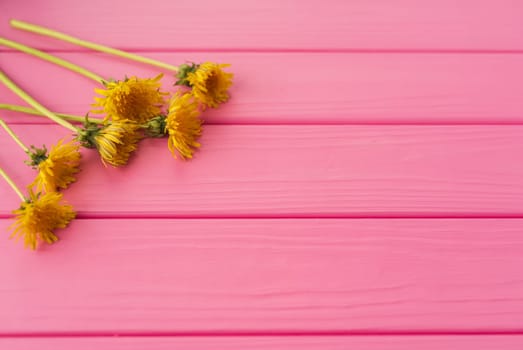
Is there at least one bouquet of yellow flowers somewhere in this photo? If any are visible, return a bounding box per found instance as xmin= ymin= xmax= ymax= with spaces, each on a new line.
xmin=0 ymin=20 xmax=233 ymax=250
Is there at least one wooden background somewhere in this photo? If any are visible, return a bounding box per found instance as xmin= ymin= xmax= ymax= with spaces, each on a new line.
xmin=1 ymin=0 xmax=523 ymax=348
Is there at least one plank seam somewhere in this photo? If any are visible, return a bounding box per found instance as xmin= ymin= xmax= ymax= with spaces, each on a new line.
xmin=8 ymin=121 xmax=523 ymax=126
xmin=2 ymin=330 xmax=523 ymax=338
xmin=3 ymin=48 xmax=523 ymax=55
xmin=3 ymin=214 xmax=523 ymax=220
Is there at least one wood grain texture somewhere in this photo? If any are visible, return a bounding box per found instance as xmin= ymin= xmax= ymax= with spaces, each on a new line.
xmin=2 ymin=124 xmax=523 ymax=217
xmin=1 ymin=52 xmax=523 ymax=124
xmin=2 ymin=336 xmax=523 ymax=349
xmin=1 ymin=218 xmax=523 ymax=333
xmin=1 ymin=0 xmax=522 ymax=51
xmin=2 ymin=0 xmax=523 ymax=344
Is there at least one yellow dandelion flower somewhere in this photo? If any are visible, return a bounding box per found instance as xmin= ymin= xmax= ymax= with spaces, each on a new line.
xmin=0 ymin=120 xmax=81 ymax=193
xmin=29 ymin=139 xmax=81 ymax=192
xmin=95 ymin=120 xmax=142 ymax=166
xmin=165 ymin=93 xmax=203 ymax=159
xmin=10 ymin=191 xmax=76 ymax=250
xmin=176 ymin=62 xmax=233 ymax=108
xmin=77 ymin=119 xmax=142 ymax=167
xmin=92 ymin=74 xmax=167 ymax=123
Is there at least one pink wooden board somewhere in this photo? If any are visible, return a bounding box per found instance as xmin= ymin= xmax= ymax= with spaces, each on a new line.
xmin=2 ymin=124 xmax=523 ymax=217
xmin=1 ymin=52 xmax=523 ymax=124
xmin=1 ymin=0 xmax=523 ymax=347
xmin=2 ymin=336 xmax=523 ymax=349
xmin=1 ymin=0 xmax=523 ymax=51
xmin=1 ymin=218 xmax=523 ymax=333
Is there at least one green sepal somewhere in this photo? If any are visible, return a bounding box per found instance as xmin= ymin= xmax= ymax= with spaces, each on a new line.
xmin=25 ymin=145 xmax=48 ymax=168
xmin=142 ymin=115 xmax=167 ymax=138
xmin=174 ymin=63 xmax=199 ymax=87
xmin=76 ymin=115 xmax=104 ymax=149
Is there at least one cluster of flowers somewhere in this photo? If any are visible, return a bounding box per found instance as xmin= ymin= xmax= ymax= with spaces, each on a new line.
xmin=0 ymin=20 xmax=233 ymax=250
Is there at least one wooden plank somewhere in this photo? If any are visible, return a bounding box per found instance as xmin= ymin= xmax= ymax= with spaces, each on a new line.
xmin=2 ymin=124 xmax=523 ymax=217
xmin=1 ymin=0 xmax=522 ymax=51
xmin=1 ymin=52 xmax=523 ymax=124
xmin=2 ymin=336 xmax=523 ymax=349
xmin=1 ymin=218 xmax=523 ymax=333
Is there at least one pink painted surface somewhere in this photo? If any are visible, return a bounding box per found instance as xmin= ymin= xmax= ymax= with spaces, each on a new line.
xmin=1 ymin=0 xmax=523 ymax=348
xmin=1 ymin=0 xmax=522 ymax=51
xmin=1 ymin=52 xmax=522 ymax=124
xmin=1 ymin=219 xmax=523 ymax=333
xmin=2 ymin=125 xmax=523 ymax=217
xmin=2 ymin=336 xmax=523 ymax=349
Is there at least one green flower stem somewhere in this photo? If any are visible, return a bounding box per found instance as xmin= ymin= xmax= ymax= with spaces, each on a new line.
xmin=11 ymin=19 xmax=180 ymax=72
xmin=0 ymin=37 xmax=104 ymax=83
xmin=0 ymin=118 xmax=29 ymax=153
xmin=0 ymin=104 xmax=103 ymax=124
xmin=0 ymin=167 xmax=25 ymax=201
xmin=0 ymin=70 xmax=78 ymax=133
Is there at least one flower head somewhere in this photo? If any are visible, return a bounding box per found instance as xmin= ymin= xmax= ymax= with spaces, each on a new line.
xmin=96 ymin=120 xmax=142 ymax=166
xmin=27 ymin=139 xmax=81 ymax=192
xmin=77 ymin=120 xmax=142 ymax=167
xmin=92 ymin=74 xmax=167 ymax=123
xmin=165 ymin=93 xmax=203 ymax=159
xmin=10 ymin=191 xmax=76 ymax=250
xmin=175 ymin=62 xmax=233 ymax=108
